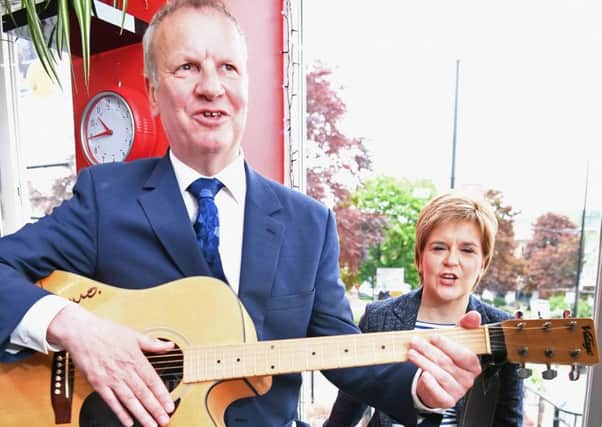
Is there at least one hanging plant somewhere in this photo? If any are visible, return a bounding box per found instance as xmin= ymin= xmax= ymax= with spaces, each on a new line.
xmin=1 ymin=0 xmax=128 ymax=86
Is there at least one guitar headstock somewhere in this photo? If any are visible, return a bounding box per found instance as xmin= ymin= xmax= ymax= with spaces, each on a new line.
xmin=500 ymin=318 xmax=599 ymax=379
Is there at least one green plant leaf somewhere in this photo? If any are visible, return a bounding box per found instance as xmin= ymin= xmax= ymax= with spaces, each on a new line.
xmin=55 ymin=0 xmax=71 ymax=59
xmin=119 ymin=0 xmax=127 ymax=35
xmin=22 ymin=0 xmax=60 ymax=84
xmin=71 ymin=0 xmax=92 ymax=85
xmin=10 ymin=0 xmax=130 ymax=87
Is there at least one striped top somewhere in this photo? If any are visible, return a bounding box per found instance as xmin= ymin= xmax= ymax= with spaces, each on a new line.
xmin=411 ymin=320 xmax=458 ymax=427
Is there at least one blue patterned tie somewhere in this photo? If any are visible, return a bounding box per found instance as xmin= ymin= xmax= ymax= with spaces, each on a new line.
xmin=188 ymin=178 xmax=227 ymax=282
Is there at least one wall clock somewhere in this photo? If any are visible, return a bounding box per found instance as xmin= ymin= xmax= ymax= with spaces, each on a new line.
xmin=79 ymin=87 xmax=156 ymax=165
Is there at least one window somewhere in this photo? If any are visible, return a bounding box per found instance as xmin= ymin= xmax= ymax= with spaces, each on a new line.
xmin=0 ymin=21 xmax=75 ymax=235
xmin=301 ymin=1 xmax=602 ymax=425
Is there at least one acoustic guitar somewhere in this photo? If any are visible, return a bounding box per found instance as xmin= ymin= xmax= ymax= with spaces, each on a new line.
xmin=0 ymin=271 xmax=598 ymax=426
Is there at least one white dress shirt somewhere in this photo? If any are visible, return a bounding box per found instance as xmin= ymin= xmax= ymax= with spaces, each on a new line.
xmin=169 ymin=150 xmax=246 ymax=295
xmin=8 ymin=152 xmax=246 ymax=354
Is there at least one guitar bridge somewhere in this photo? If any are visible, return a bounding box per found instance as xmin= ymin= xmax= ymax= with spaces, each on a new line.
xmin=50 ymin=351 xmax=74 ymax=424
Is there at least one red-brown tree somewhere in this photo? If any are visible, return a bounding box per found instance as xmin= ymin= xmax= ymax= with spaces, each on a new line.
xmin=523 ymin=212 xmax=579 ymax=297
xmin=306 ymin=63 xmax=384 ymax=288
xmin=479 ymin=190 xmax=524 ymax=295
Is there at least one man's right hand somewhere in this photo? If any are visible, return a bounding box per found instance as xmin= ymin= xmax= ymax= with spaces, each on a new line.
xmin=47 ymin=304 xmax=175 ymax=427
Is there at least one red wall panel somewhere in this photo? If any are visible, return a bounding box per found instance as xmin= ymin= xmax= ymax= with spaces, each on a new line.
xmin=73 ymin=0 xmax=284 ymax=183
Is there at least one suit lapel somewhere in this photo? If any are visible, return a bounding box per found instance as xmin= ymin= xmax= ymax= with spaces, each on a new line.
xmin=138 ymin=155 xmax=211 ymax=277
xmin=238 ymin=165 xmax=284 ymax=338
xmin=391 ymin=289 xmax=422 ymax=328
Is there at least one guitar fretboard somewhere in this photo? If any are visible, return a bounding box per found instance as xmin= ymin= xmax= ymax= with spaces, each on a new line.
xmin=183 ymin=327 xmax=490 ymax=383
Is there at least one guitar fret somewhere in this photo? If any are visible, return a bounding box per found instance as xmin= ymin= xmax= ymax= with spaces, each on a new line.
xmin=183 ymin=321 xmax=595 ymax=384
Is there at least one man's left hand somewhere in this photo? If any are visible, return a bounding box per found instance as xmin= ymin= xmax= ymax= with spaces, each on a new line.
xmin=408 ymin=311 xmax=482 ymax=409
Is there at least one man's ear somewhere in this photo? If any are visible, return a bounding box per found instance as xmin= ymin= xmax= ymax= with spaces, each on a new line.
xmin=145 ymin=77 xmax=159 ymax=117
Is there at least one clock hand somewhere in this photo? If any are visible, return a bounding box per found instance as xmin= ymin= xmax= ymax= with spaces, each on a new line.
xmin=88 ymin=129 xmax=114 ymax=139
xmin=98 ymin=118 xmax=112 ymax=132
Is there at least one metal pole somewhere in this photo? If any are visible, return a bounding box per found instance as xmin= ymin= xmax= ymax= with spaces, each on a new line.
xmin=450 ymin=59 xmax=460 ymax=189
xmin=573 ymin=162 xmax=589 ymax=316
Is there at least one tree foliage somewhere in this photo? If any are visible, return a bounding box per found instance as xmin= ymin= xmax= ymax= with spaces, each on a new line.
xmin=523 ymin=212 xmax=580 ymax=296
xmin=479 ymin=189 xmax=524 ymax=295
xmin=306 ymin=64 xmax=371 ymax=207
xmin=305 ymin=63 xmax=380 ymax=288
xmin=334 ymin=203 xmax=388 ymax=288
xmin=28 ymin=158 xmax=75 ymax=215
xmin=354 ymin=176 xmax=436 ymax=288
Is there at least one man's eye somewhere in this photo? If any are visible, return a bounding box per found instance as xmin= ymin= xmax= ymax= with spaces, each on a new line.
xmin=432 ymin=246 xmax=446 ymax=251
xmin=462 ymin=248 xmax=476 ymax=253
xmin=223 ymin=63 xmax=236 ymax=71
xmin=178 ymin=63 xmax=195 ymax=71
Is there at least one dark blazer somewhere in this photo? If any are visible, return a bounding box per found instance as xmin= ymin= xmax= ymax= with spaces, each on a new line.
xmin=324 ymin=288 xmax=524 ymax=427
xmin=0 ymin=155 xmax=422 ymax=427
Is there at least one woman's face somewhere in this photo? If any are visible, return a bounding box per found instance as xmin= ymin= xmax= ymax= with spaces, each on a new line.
xmin=418 ymin=220 xmax=485 ymax=307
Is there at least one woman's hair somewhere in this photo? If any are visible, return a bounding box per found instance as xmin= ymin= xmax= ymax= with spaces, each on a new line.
xmin=414 ymin=191 xmax=498 ymax=288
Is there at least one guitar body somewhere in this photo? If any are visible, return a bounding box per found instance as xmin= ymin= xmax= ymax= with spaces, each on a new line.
xmin=0 ymin=272 xmax=271 ymax=426
xmin=1 ymin=272 xmax=599 ymax=426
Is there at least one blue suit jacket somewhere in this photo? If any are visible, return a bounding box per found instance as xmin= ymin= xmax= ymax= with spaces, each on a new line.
xmin=0 ymin=155 xmax=419 ymax=426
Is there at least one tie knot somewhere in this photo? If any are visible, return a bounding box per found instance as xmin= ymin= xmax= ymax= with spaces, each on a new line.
xmin=188 ymin=178 xmax=223 ymax=200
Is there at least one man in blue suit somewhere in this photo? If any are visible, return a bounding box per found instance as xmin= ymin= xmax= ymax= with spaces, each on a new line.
xmin=0 ymin=1 xmax=482 ymax=426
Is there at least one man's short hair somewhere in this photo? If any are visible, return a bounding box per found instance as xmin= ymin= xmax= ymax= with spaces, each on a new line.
xmin=142 ymin=0 xmax=243 ymax=87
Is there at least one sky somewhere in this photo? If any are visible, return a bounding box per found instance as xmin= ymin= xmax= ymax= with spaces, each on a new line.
xmin=303 ymin=0 xmax=602 ymax=231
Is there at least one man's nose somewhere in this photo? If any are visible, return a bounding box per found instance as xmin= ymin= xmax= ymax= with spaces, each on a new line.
xmin=195 ymin=67 xmax=224 ymax=99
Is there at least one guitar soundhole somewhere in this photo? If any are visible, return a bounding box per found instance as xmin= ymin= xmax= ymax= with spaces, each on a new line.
xmin=79 ymin=342 xmax=183 ymax=426
xmin=149 ymin=342 xmax=184 ymax=393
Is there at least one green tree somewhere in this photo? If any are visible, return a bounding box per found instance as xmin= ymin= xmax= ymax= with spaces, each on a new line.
xmin=354 ymin=176 xmax=436 ymax=288
xmin=479 ymin=190 xmax=525 ymax=295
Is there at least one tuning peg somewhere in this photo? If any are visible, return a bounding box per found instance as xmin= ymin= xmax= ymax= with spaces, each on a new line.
xmin=563 ymin=309 xmax=571 ymax=319
xmin=542 ymin=364 xmax=557 ymax=380
xmin=569 ymin=365 xmax=581 ymax=381
xmin=517 ymin=364 xmax=532 ymax=379
xmin=514 ymin=310 xmax=523 ymax=319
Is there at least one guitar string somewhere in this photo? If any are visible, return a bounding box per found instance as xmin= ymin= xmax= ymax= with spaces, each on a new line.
xmin=142 ymin=323 xmax=586 ymax=354
xmin=61 ymin=323 xmax=592 ymax=382
xmin=142 ymin=323 xmax=589 ymax=361
xmin=65 ymin=341 xmax=590 ymax=383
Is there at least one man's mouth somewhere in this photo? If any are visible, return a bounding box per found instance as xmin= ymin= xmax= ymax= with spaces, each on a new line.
xmin=202 ymin=111 xmax=223 ymax=118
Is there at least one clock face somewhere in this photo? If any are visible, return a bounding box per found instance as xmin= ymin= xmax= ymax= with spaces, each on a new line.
xmin=80 ymin=91 xmax=134 ymax=164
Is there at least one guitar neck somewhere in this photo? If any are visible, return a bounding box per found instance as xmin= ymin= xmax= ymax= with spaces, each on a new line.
xmin=183 ymin=326 xmax=492 ymax=382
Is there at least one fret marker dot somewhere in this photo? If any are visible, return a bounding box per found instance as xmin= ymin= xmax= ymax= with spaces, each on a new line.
xmin=344 ymin=349 xmax=349 ymax=353
xmin=271 ymin=365 xmax=275 ymax=369
xmin=312 ymin=351 xmax=316 ymax=356
xmin=217 ymin=360 xmax=221 ymax=364
xmin=381 ymin=345 xmax=386 ymax=350
xmin=236 ymin=358 xmax=240 ymax=362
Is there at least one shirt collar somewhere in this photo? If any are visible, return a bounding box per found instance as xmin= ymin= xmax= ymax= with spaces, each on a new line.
xmin=169 ymin=150 xmax=246 ymax=204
